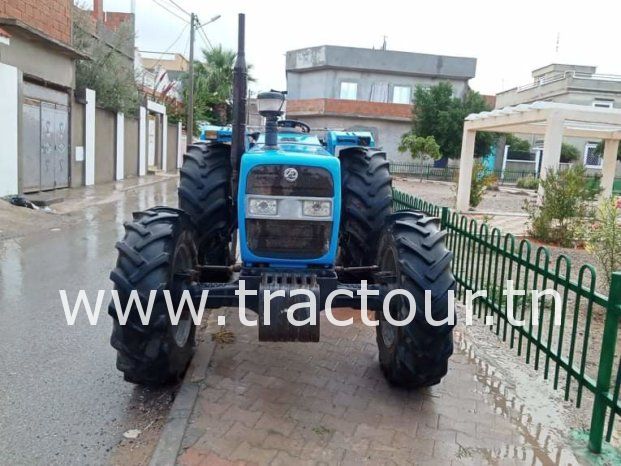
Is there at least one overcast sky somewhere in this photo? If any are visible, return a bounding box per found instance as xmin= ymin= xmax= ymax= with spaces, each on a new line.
xmin=97 ymin=0 xmax=621 ymax=96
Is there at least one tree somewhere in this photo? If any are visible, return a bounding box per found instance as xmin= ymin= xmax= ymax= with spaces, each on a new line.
xmin=560 ymin=142 xmax=580 ymax=163
xmin=184 ymin=46 xmax=254 ymax=127
xmin=505 ymin=134 xmax=531 ymax=152
xmin=409 ymin=82 xmax=494 ymax=159
xmin=594 ymin=141 xmax=621 ymax=161
xmin=398 ymin=134 xmax=441 ymax=160
xmin=73 ymin=8 xmax=140 ymax=113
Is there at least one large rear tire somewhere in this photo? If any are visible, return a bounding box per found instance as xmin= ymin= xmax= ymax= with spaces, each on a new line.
xmin=178 ymin=143 xmax=233 ymax=265
xmin=338 ymin=148 xmax=392 ymax=267
xmin=375 ymin=211 xmax=455 ymax=388
xmin=109 ymin=207 xmax=198 ymax=386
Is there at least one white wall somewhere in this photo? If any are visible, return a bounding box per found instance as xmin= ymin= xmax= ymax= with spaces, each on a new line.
xmin=0 ymin=63 xmax=19 ymax=196
xmin=139 ymin=106 xmax=147 ymax=176
xmin=84 ymin=88 xmax=96 ymax=186
xmin=115 ymin=112 xmax=125 ymax=180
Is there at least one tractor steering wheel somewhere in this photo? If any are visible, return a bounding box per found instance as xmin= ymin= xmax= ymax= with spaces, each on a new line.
xmin=277 ymin=119 xmax=311 ymax=133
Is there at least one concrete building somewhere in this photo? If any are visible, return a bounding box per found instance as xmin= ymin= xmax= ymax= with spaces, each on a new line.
xmin=0 ymin=0 xmax=182 ymax=197
xmin=496 ymin=64 xmax=621 ymax=173
xmin=285 ymin=45 xmax=477 ymax=161
xmin=0 ymin=0 xmax=85 ymax=195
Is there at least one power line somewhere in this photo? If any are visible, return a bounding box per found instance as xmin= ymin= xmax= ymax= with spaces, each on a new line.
xmin=196 ymin=18 xmax=214 ymax=51
xmin=162 ymin=0 xmax=190 ymax=16
xmin=142 ymin=22 xmax=190 ymax=71
xmin=197 ymin=24 xmax=213 ymax=51
xmin=150 ymin=0 xmax=189 ymax=23
xmin=183 ymin=27 xmax=191 ymax=59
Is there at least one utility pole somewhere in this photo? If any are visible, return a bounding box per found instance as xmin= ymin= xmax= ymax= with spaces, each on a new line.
xmin=187 ymin=13 xmax=196 ymax=143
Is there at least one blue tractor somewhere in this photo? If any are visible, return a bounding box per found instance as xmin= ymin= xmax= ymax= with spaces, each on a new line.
xmin=108 ymin=15 xmax=454 ymax=388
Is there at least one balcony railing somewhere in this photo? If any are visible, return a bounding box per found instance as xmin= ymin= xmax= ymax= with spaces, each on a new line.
xmin=516 ymin=71 xmax=621 ymax=93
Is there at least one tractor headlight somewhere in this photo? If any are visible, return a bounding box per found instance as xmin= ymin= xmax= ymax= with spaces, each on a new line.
xmin=248 ymin=198 xmax=278 ymax=216
xmin=302 ymin=200 xmax=332 ymax=217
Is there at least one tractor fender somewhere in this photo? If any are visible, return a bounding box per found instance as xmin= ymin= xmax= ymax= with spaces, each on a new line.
xmin=336 ymin=146 xmax=386 ymax=159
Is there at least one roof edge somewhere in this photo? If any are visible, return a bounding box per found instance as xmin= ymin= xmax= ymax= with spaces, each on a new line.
xmin=0 ymin=18 xmax=88 ymax=59
xmin=285 ymin=44 xmax=476 ymax=63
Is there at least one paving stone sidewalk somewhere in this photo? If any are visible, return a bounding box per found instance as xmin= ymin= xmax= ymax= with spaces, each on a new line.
xmin=176 ymin=309 xmax=583 ymax=465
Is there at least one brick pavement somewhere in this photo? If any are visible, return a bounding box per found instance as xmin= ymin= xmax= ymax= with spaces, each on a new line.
xmin=176 ymin=309 xmax=582 ymax=465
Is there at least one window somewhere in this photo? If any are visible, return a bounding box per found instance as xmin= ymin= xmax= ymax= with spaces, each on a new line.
xmin=593 ymin=100 xmax=614 ymax=109
xmin=392 ymin=85 xmax=412 ymax=104
xmin=340 ymin=82 xmax=358 ymax=100
xmin=584 ymin=142 xmax=602 ymax=168
xmin=370 ymin=82 xmax=388 ymax=102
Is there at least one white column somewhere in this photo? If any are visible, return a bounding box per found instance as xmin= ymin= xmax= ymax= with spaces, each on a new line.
xmin=115 ymin=112 xmax=125 ymax=180
xmin=455 ymin=125 xmax=477 ymax=212
xmin=84 ymin=88 xmax=96 ymax=186
xmin=162 ymin=113 xmax=168 ymax=172
xmin=0 ymin=63 xmax=19 ymax=196
xmin=501 ymin=144 xmax=509 ymax=181
xmin=600 ymin=139 xmax=620 ymax=198
xmin=138 ymin=106 xmax=147 ymax=176
xmin=537 ymin=113 xmax=564 ymax=202
xmin=177 ymin=121 xmax=183 ymax=168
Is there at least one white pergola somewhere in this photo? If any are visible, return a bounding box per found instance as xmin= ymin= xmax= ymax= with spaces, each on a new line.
xmin=456 ymin=102 xmax=621 ymax=211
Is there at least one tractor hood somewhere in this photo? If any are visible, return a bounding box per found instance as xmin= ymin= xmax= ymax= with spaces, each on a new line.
xmin=250 ymin=132 xmax=332 ymax=156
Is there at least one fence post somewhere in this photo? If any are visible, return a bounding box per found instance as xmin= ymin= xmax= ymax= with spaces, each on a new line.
xmin=588 ymin=271 xmax=621 ymax=453
xmin=440 ymin=206 xmax=449 ymax=231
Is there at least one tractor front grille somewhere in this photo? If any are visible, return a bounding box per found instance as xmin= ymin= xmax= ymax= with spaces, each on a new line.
xmin=245 ymin=164 xmax=334 ymax=260
xmin=246 ymin=219 xmax=331 ymax=259
xmin=246 ymin=165 xmax=333 ymax=197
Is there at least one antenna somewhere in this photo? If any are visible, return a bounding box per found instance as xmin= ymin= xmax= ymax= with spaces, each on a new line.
xmin=555 ymin=32 xmax=560 ymax=54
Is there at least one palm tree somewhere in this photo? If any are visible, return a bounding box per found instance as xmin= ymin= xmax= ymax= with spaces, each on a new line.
xmin=185 ymin=45 xmax=254 ymax=126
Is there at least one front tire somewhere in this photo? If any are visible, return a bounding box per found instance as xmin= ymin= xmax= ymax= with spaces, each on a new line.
xmin=109 ymin=207 xmax=198 ymax=386
xmin=376 ymin=211 xmax=455 ymax=388
xmin=178 ymin=143 xmax=233 ymax=265
xmin=338 ymin=148 xmax=392 ymax=267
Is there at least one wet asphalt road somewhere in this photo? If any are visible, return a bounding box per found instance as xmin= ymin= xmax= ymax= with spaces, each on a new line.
xmin=0 ymin=180 xmax=178 ymax=465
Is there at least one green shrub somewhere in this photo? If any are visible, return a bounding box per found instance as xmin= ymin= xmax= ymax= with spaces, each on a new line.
xmin=505 ymin=134 xmax=531 ymax=152
xmin=516 ymin=175 xmax=539 ymax=190
xmin=583 ymin=197 xmax=621 ymax=288
xmin=470 ymin=161 xmax=497 ymax=208
xmin=524 ymin=165 xmax=600 ymax=246
xmin=560 ymin=143 xmax=580 ymax=163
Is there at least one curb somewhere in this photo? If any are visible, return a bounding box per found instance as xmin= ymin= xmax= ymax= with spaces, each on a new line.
xmin=118 ymin=174 xmax=179 ymax=193
xmin=149 ymin=336 xmax=216 ymax=466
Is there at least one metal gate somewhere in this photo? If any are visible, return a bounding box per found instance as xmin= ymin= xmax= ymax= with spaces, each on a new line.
xmin=21 ymin=83 xmax=70 ymax=193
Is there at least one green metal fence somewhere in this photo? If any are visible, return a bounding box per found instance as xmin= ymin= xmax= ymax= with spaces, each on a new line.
xmin=388 ymin=163 xmax=459 ymax=181
xmin=388 ymin=162 xmax=535 ymax=184
xmin=389 ymin=162 xmax=621 ymax=190
xmin=392 ymin=189 xmax=621 ymax=453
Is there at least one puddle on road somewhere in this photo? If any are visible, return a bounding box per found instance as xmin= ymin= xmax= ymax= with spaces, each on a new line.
xmin=0 ymin=239 xmax=24 ymax=303
xmin=453 ymin=324 xmax=597 ymax=465
xmin=0 ymin=179 xmax=179 ymax=303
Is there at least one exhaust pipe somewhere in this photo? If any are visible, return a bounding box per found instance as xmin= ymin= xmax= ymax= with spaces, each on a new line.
xmin=231 ymin=13 xmax=247 ymax=202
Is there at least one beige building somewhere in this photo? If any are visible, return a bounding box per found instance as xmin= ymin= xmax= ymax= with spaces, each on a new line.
xmin=140 ymin=52 xmax=189 ymax=74
xmin=496 ymin=64 xmax=621 ymax=173
xmin=137 ymin=51 xmax=188 ymax=102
